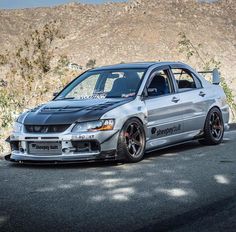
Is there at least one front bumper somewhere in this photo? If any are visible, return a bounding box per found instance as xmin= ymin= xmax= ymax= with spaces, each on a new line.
xmin=8 ymin=129 xmax=120 ymax=162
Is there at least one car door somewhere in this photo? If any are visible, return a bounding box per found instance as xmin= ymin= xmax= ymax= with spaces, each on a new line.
xmin=169 ymin=65 xmax=207 ymax=133
xmin=143 ymin=66 xmax=186 ymax=150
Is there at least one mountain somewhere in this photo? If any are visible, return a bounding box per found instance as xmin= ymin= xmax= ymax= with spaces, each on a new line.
xmin=0 ymin=0 xmax=236 ymax=153
xmin=0 ymin=0 xmax=235 ymax=91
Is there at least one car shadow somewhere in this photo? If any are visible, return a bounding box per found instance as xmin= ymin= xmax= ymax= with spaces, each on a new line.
xmin=5 ymin=135 xmax=232 ymax=169
xmin=145 ymin=140 xmax=202 ymax=159
xmin=5 ymin=140 xmax=205 ymax=169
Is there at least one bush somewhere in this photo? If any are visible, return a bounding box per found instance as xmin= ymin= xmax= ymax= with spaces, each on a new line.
xmin=86 ymin=59 xmax=96 ymax=69
xmin=0 ymin=21 xmax=77 ymax=154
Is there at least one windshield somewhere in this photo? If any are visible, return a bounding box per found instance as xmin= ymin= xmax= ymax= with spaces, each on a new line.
xmin=55 ymin=69 xmax=146 ymax=100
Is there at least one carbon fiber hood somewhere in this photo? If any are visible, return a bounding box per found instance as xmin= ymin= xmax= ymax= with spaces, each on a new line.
xmin=19 ymin=98 xmax=131 ymax=125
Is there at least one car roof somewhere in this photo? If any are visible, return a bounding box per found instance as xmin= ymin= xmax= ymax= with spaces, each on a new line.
xmin=90 ymin=61 xmax=186 ymax=71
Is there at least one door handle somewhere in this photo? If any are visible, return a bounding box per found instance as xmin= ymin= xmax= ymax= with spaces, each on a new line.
xmin=199 ymin=91 xmax=206 ymax=97
xmin=172 ymin=96 xmax=180 ymax=103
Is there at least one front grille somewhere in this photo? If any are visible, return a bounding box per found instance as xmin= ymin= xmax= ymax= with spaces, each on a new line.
xmin=25 ymin=125 xmax=70 ymax=133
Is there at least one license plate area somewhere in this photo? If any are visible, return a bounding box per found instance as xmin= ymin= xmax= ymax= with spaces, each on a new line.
xmin=28 ymin=142 xmax=62 ymax=155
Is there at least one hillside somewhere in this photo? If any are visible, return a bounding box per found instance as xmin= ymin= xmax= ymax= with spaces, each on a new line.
xmin=0 ymin=0 xmax=236 ymax=153
xmin=0 ymin=0 xmax=235 ymax=72
xmin=0 ymin=0 xmax=235 ymax=102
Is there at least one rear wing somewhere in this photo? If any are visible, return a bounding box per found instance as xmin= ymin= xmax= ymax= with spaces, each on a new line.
xmin=198 ymin=69 xmax=220 ymax=85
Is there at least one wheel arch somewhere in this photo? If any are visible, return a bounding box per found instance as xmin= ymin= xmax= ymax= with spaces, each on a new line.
xmin=207 ymin=105 xmax=222 ymax=116
xmin=200 ymin=105 xmax=224 ymax=145
xmin=203 ymin=105 xmax=222 ymax=128
xmin=126 ymin=116 xmax=144 ymax=125
xmin=122 ymin=116 xmax=147 ymax=136
xmin=117 ymin=116 xmax=146 ymax=162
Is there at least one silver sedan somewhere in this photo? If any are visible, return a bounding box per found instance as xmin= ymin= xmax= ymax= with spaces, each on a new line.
xmin=8 ymin=62 xmax=229 ymax=163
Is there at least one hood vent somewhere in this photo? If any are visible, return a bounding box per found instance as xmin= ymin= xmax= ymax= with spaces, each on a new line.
xmin=40 ymin=106 xmax=84 ymax=113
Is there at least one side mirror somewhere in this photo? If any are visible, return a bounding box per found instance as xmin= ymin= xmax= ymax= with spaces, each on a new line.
xmin=140 ymin=88 xmax=148 ymax=100
xmin=212 ymin=69 xmax=220 ymax=85
xmin=53 ymin=92 xmax=58 ymax=97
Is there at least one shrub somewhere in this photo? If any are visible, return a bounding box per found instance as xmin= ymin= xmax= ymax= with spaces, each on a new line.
xmin=0 ymin=21 xmax=73 ymax=154
xmin=86 ymin=59 xmax=96 ymax=69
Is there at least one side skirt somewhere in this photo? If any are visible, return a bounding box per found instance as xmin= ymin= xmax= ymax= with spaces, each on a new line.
xmin=145 ymin=129 xmax=204 ymax=154
xmin=145 ymin=138 xmax=201 ymax=154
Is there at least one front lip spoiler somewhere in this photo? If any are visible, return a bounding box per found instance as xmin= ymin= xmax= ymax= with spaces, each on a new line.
xmin=5 ymin=157 xmax=117 ymax=165
xmin=5 ymin=150 xmax=120 ymax=165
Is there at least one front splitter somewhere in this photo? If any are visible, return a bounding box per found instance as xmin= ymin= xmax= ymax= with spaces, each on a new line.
xmin=5 ymin=150 xmax=120 ymax=165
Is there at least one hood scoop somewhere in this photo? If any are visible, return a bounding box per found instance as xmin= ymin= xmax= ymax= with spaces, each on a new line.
xmin=40 ymin=106 xmax=84 ymax=114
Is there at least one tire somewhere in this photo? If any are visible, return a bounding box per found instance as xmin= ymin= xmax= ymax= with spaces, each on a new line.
xmin=199 ymin=107 xmax=224 ymax=145
xmin=117 ymin=118 xmax=146 ymax=163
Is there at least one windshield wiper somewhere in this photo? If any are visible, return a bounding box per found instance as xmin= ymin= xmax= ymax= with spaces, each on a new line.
xmin=54 ymin=97 xmax=75 ymax=101
xmin=105 ymin=96 xmax=121 ymax=98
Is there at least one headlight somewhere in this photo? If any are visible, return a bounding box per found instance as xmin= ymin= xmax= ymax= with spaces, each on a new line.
xmin=12 ymin=122 xmax=22 ymax=133
xmin=72 ymin=119 xmax=115 ymax=132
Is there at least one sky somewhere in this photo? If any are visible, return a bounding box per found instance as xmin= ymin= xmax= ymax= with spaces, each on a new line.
xmin=0 ymin=0 xmax=217 ymax=9
xmin=0 ymin=0 xmax=125 ymax=9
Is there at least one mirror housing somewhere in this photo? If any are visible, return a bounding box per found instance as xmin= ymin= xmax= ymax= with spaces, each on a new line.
xmin=212 ymin=69 xmax=220 ymax=85
xmin=141 ymin=88 xmax=148 ymax=100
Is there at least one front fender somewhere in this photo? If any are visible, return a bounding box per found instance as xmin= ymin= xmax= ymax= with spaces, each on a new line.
xmin=100 ymin=97 xmax=147 ymax=130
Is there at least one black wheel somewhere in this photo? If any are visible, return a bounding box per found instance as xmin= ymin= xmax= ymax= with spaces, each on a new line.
xmin=117 ymin=118 xmax=146 ymax=163
xmin=199 ymin=107 xmax=224 ymax=145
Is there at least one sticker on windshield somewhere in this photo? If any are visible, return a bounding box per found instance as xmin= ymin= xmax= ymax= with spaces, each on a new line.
xmin=121 ymin=93 xmax=136 ymax=98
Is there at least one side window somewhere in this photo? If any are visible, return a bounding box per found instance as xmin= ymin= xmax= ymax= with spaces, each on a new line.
xmin=172 ymin=68 xmax=200 ymax=91
xmin=147 ymin=69 xmax=173 ymax=97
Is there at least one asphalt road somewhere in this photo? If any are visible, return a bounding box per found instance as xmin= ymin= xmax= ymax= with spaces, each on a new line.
xmin=0 ymin=130 xmax=236 ymax=232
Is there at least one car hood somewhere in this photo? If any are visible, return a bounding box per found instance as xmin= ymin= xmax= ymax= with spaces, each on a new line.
xmin=19 ymin=98 xmax=132 ymax=125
